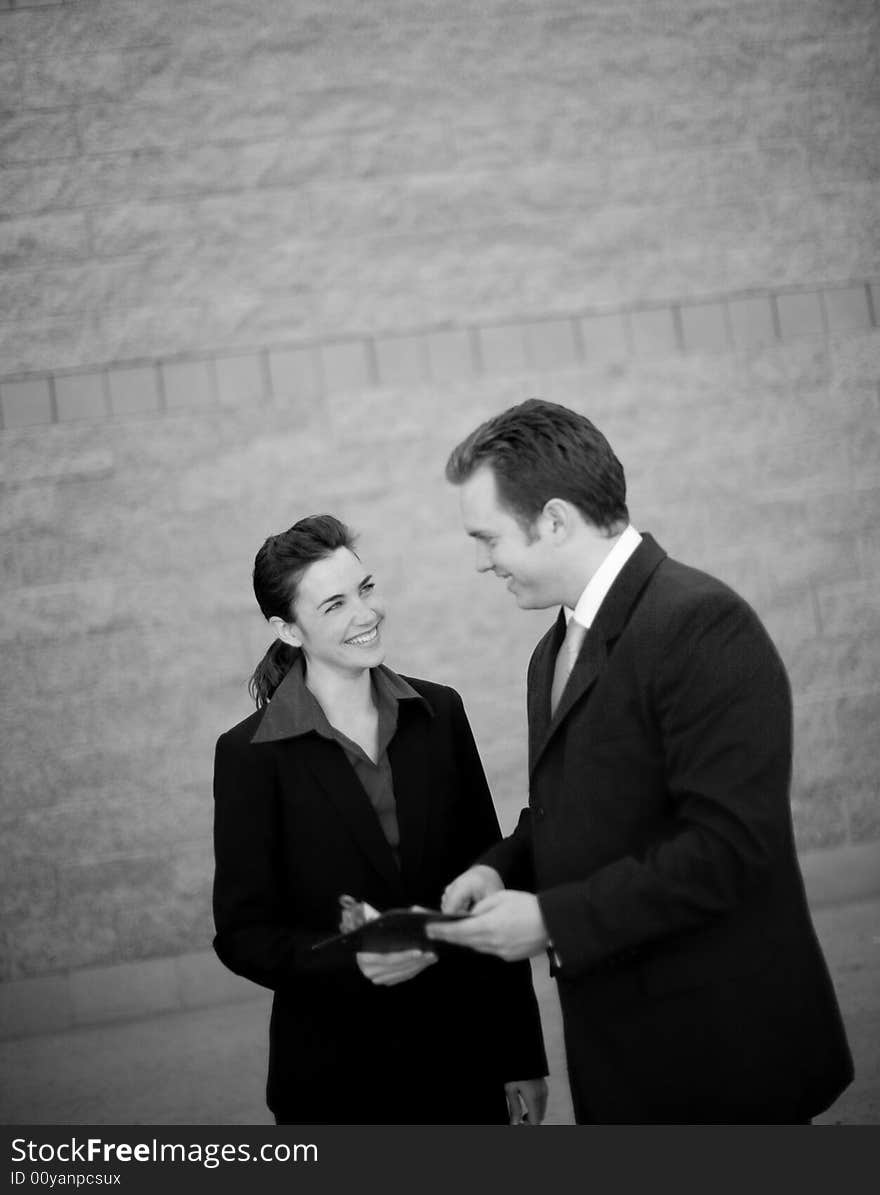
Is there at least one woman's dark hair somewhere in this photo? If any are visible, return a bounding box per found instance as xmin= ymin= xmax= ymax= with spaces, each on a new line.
xmin=446 ymin=398 xmax=628 ymax=533
xmin=249 ymin=514 xmax=356 ymax=708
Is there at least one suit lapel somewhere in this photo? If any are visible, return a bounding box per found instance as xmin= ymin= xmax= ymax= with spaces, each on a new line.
xmin=298 ymin=737 xmax=404 ymax=897
xmin=592 ymin=532 xmax=667 ymax=644
xmin=529 ymin=533 xmax=667 ymax=776
xmin=528 ymin=613 xmax=564 ymax=771
xmin=387 ymin=706 xmax=431 ymax=889
xmin=530 ymin=623 xmax=607 ymax=776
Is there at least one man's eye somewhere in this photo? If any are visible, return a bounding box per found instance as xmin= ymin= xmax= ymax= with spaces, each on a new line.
xmin=361 ymin=582 xmax=375 ymax=594
xmin=325 ymin=601 xmax=342 ymax=613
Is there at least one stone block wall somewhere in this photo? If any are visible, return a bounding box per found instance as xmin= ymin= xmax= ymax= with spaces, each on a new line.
xmin=1 ymin=0 xmax=879 ymax=984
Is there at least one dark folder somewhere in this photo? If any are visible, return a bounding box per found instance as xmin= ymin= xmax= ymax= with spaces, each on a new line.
xmin=311 ymin=907 xmax=468 ymax=956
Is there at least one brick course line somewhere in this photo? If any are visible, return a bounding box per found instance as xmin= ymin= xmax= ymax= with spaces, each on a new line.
xmin=1 ymin=277 xmax=877 ymax=427
xmin=4 ymin=3 xmax=67 ymax=12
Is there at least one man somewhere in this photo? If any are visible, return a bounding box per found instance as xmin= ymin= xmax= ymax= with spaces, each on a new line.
xmin=427 ymin=398 xmax=853 ymax=1124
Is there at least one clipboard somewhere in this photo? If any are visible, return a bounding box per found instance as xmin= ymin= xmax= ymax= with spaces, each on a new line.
xmin=311 ymin=907 xmax=469 ymax=956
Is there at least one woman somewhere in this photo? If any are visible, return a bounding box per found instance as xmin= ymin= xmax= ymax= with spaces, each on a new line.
xmin=212 ymin=515 xmax=548 ymax=1124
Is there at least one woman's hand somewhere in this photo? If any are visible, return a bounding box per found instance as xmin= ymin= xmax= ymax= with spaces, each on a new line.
xmin=356 ymin=949 xmax=438 ymax=986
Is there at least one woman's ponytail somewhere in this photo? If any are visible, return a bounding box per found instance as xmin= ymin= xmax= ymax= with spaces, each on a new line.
xmin=248 ymin=639 xmax=299 ymax=709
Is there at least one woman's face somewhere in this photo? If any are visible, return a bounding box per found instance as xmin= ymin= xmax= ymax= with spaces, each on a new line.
xmin=285 ymin=547 xmax=386 ymax=675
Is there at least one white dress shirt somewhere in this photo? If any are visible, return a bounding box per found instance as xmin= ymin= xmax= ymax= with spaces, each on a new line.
xmin=564 ymin=524 xmax=643 ymax=628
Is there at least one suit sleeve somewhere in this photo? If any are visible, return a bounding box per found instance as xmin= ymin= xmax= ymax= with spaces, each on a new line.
xmin=478 ymin=807 xmax=536 ymax=890
xmin=212 ymin=729 xmax=362 ymax=990
xmin=449 ymin=691 xmax=548 ymax=1081
xmin=538 ymin=591 xmax=794 ymax=978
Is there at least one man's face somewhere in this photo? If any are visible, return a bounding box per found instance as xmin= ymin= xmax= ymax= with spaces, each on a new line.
xmin=458 ymin=466 xmax=562 ymax=609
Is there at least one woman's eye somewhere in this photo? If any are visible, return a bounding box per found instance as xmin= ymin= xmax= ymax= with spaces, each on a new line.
xmin=361 ymin=582 xmax=375 ymax=594
xmin=325 ymin=601 xmax=342 ymax=613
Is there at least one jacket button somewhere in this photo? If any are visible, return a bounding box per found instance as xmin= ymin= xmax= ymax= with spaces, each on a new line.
xmin=535 ymin=807 xmax=545 ymax=820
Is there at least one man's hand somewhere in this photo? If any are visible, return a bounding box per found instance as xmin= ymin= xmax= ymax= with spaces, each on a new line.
xmin=440 ymin=865 xmax=504 ymax=913
xmin=356 ymin=949 xmax=437 ymax=986
xmin=505 ymin=1078 xmax=548 ymax=1125
xmin=426 ymin=890 xmax=549 ymax=961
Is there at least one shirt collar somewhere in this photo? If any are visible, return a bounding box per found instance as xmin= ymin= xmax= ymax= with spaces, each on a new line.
xmin=565 ymin=524 xmax=643 ymax=628
xmin=250 ymin=652 xmax=431 ymax=744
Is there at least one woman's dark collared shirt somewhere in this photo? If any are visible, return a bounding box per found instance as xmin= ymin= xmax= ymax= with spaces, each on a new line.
xmin=252 ymin=654 xmax=429 ymax=865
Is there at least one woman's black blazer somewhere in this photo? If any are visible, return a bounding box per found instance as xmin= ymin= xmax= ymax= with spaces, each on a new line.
xmin=212 ymin=673 xmax=547 ymax=1123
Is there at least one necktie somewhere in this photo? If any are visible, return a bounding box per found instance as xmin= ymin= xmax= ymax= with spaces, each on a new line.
xmin=550 ymin=618 xmax=587 ymax=716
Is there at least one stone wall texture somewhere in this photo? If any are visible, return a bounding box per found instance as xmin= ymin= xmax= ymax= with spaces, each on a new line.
xmin=1 ymin=0 xmax=879 ymax=981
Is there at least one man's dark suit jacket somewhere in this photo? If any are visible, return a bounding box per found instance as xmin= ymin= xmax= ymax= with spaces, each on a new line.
xmin=481 ymin=533 xmax=853 ymax=1124
xmin=212 ymin=667 xmax=547 ymax=1124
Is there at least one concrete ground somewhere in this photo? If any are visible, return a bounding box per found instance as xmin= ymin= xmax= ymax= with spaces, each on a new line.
xmin=0 ymin=896 xmax=877 ymax=1126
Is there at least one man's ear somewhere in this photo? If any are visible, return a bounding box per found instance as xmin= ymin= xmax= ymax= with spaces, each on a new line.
xmin=541 ymin=498 xmax=574 ymax=541
xmin=269 ymin=615 xmax=302 ymax=649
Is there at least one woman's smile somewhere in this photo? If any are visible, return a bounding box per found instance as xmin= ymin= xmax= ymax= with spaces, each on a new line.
xmin=344 ymin=623 xmax=381 ymax=647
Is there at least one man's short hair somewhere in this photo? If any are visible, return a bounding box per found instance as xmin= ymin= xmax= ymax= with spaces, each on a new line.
xmin=446 ymin=398 xmax=629 ymax=532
